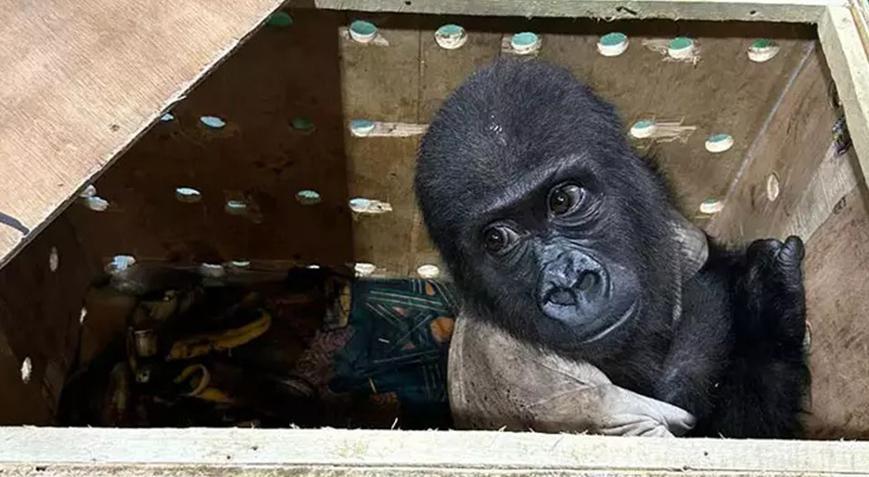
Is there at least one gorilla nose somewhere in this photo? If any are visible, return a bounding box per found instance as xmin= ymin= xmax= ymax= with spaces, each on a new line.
xmin=547 ymin=288 xmax=576 ymax=306
xmin=538 ymin=251 xmax=608 ymax=323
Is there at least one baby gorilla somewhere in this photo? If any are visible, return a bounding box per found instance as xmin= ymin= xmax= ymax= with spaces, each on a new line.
xmin=415 ymin=59 xmax=809 ymax=438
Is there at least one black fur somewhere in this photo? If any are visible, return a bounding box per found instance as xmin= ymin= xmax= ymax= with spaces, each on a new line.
xmin=415 ymin=58 xmax=809 ymax=438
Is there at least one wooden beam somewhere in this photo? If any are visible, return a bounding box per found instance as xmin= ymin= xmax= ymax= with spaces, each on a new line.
xmin=818 ymin=6 xmax=869 ymax=184
xmin=0 ymin=428 xmax=868 ymax=475
xmin=0 ymin=0 xmax=285 ymax=271
xmin=307 ymin=0 xmax=838 ymax=23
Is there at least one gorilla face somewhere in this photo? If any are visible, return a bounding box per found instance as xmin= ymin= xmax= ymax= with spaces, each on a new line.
xmin=415 ymin=59 xmax=681 ymax=356
xmin=470 ymin=161 xmax=644 ymax=347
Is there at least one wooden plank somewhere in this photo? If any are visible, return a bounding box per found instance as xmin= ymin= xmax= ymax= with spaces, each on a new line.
xmin=706 ymin=44 xmax=852 ymax=243
xmin=0 ymin=428 xmax=869 ymax=475
xmin=849 ymin=0 xmax=869 ymax=57
xmin=818 ymin=6 xmax=869 ymax=185
xmin=310 ymin=0 xmax=837 ymax=23
xmin=341 ymin=14 xmax=423 ymax=276
xmin=802 ymin=186 xmax=869 ymax=439
xmin=0 ymin=0 xmax=285 ymax=271
xmin=65 ymin=9 xmax=355 ymax=269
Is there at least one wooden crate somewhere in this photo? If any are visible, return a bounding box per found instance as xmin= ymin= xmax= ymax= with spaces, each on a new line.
xmin=1 ymin=0 xmax=868 ymax=474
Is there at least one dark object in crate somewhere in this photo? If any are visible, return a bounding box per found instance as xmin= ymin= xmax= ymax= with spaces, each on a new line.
xmin=330 ymin=278 xmax=459 ymax=429
xmin=57 ymin=265 xmax=456 ymax=430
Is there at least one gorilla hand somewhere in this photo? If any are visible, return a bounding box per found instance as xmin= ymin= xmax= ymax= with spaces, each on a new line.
xmin=742 ymin=236 xmax=807 ymax=351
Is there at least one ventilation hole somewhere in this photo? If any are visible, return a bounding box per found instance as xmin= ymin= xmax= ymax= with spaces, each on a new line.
xmin=749 ymin=9 xmax=758 ymax=16
xmin=20 ymin=357 xmax=32 ymax=384
xmin=291 ymin=117 xmax=315 ymax=133
xmin=748 ymin=39 xmax=780 ymax=63
xmin=175 ymin=187 xmax=202 ymax=203
xmin=416 ymin=264 xmax=440 ymax=279
xmin=510 ymin=32 xmax=541 ymax=55
xmin=349 ymin=197 xmax=393 ymax=214
xmin=225 ymin=200 xmax=249 ymax=215
xmin=630 ymin=119 xmax=657 ymax=139
xmin=160 ymin=113 xmax=175 ymax=122
xmin=354 ymin=262 xmax=377 ymax=277
xmin=766 ymin=173 xmax=781 ymax=202
xmin=79 ymin=184 xmax=97 ymax=198
xmin=350 ymin=119 xmax=376 ymax=137
xmin=199 ymin=263 xmax=226 ymax=278
xmin=699 ymin=198 xmax=724 ymax=215
xmin=295 ymin=190 xmax=322 ymax=205
xmin=705 ymin=133 xmax=734 ymax=153
xmin=49 ymin=247 xmax=59 ymax=272
xmin=267 ymin=11 xmax=293 ymax=27
xmin=106 ymin=255 xmax=136 ymax=274
xmin=435 ymin=24 xmax=467 ymax=50
xmin=80 ymin=307 xmax=88 ymax=324
xmin=804 ymin=321 xmax=813 ymax=352
xmin=597 ymin=32 xmax=629 ymax=57
xmin=667 ymin=37 xmax=695 ymax=59
xmin=200 ymin=115 xmax=226 ymax=129
xmin=578 ymin=272 xmax=598 ymax=291
xmin=349 ymin=20 xmax=378 ymax=43
xmin=83 ymin=196 xmax=109 ymax=212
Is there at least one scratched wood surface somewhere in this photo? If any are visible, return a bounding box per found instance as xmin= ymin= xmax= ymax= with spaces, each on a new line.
xmin=0 ymin=0 xmax=284 ymax=270
xmin=802 ymin=186 xmax=869 ymax=440
xmin=1 ymin=427 xmax=869 ymax=475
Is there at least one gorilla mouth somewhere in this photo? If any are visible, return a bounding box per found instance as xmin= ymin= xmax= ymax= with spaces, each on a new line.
xmin=542 ymin=299 xmax=639 ymax=344
xmin=580 ymin=300 xmax=639 ymax=343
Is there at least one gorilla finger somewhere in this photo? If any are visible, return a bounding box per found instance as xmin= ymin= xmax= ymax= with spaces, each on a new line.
xmin=747 ymin=238 xmax=782 ymax=262
xmin=780 ymin=236 xmax=806 ymax=263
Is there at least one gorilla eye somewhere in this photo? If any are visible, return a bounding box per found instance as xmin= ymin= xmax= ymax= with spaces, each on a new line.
xmin=483 ymin=225 xmax=517 ymax=254
xmin=548 ymin=183 xmax=585 ymax=216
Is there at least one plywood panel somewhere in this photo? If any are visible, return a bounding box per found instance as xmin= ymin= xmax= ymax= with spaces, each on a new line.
xmin=341 ymin=14 xmax=423 ymax=276
xmin=0 ymin=0 xmax=285 ymax=270
xmin=802 ymin=186 xmax=869 ymax=439
xmin=0 ymin=216 xmax=95 ymax=424
xmin=66 ymin=10 xmax=354 ymax=268
xmin=530 ymin=21 xmax=815 ymax=225
xmin=707 ymin=45 xmax=846 ymax=242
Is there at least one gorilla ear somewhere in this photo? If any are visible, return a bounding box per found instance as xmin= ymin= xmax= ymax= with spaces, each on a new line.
xmin=669 ymin=211 xmax=708 ymax=279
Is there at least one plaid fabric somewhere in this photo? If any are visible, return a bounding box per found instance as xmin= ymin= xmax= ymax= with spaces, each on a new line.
xmin=329 ymin=278 xmax=459 ymax=428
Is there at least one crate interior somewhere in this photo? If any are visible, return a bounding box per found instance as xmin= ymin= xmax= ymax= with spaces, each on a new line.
xmin=0 ymin=8 xmax=866 ymax=439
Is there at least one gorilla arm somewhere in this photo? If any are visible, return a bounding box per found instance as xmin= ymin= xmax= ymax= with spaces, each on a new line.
xmin=449 ymin=312 xmax=696 ymax=437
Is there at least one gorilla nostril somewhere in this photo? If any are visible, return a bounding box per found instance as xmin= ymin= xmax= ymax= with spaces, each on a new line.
xmin=577 ymin=271 xmax=599 ymax=292
xmin=549 ymin=288 xmax=576 ymax=306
